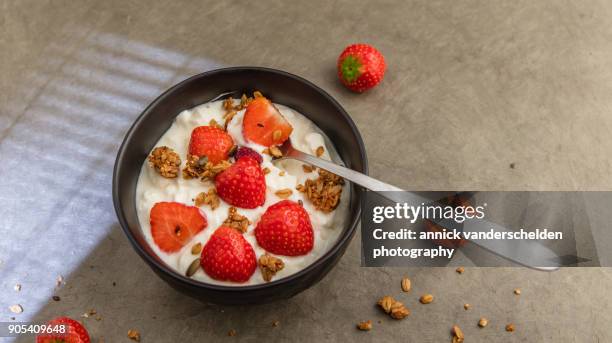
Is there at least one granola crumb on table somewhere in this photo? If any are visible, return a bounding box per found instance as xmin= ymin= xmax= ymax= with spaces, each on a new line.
xmin=127 ymin=329 xmax=140 ymax=342
xmin=452 ymin=325 xmax=464 ymax=342
xmin=223 ymin=206 xmax=250 ymax=233
xmin=258 ymin=253 xmax=285 ymax=282
xmin=148 ymin=146 xmax=181 ymax=178
xmin=377 ymin=295 xmax=409 ymax=320
xmin=356 ymin=320 xmax=373 ymax=331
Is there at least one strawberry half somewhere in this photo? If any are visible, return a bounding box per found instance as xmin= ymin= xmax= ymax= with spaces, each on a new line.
xmin=255 ymin=200 xmax=314 ymax=256
xmin=242 ymin=97 xmax=293 ymax=147
xmin=200 ymin=226 xmax=257 ymax=282
xmin=150 ymin=202 xmax=207 ymax=253
xmin=215 ymin=157 xmax=266 ymax=209
xmin=37 ymin=316 xmax=90 ymax=343
xmin=188 ymin=126 xmax=234 ymax=164
xmin=337 ymin=43 xmax=386 ymax=93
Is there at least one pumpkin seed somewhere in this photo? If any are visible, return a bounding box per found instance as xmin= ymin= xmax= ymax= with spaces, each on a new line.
xmin=191 ymin=243 xmax=202 ymax=255
xmin=186 ymin=258 xmax=201 ymax=277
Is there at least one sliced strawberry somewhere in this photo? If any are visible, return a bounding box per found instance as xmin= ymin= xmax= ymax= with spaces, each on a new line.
xmin=37 ymin=316 xmax=90 ymax=343
xmin=150 ymin=202 xmax=207 ymax=253
xmin=242 ymin=97 xmax=293 ymax=147
xmin=255 ymin=200 xmax=314 ymax=256
xmin=188 ymin=126 xmax=234 ymax=164
xmin=215 ymin=157 xmax=266 ymax=209
xmin=200 ymin=226 xmax=257 ymax=282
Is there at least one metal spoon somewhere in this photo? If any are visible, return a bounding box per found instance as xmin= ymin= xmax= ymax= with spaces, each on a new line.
xmin=273 ymin=139 xmax=569 ymax=271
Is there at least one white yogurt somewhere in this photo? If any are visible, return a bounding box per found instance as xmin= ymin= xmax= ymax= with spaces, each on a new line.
xmin=135 ymin=100 xmax=349 ymax=285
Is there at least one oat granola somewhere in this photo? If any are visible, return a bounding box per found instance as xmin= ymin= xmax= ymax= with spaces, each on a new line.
xmin=377 ymin=295 xmax=409 ymax=320
xmin=222 ymin=92 xmax=260 ymax=128
xmin=127 ymin=329 xmax=140 ymax=342
xmin=356 ymin=320 xmax=372 ymax=331
xmin=258 ymin=253 xmax=285 ymax=282
xmin=183 ymin=155 xmax=231 ymax=181
xmin=298 ymin=169 xmax=344 ymax=212
xmin=194 ymin=188 xmax=220 ymax=210
xmin=148 ymin=146 xmax=181 ymax=178
xmin=269 ymin=146 xmax=283 ymax=158
xmin=315 ymin=146 xmax=325 ymax=157
xmin=275 ymin=189 xmax=292 ymax=199
xmin=223 ymin=207 xmax=250 ymax=233
xmin=211 ymin=118 xmax=226 ymax=130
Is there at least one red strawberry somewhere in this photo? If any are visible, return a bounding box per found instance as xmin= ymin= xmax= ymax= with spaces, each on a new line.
xmin=255 ymin=200 xmax=314 ymax=256
xmin=234 ymin=146 xmax=263 ymax=164
xmin=37 ymin=316 xmax=90 ymax=343
xmin=215 ymin=157 xmax=266 ymax=208
xmin=337 ymin=43 xmax=386 ymax=93
xmin=188 ymin=126 xmax=234 ymax=164
xmin=150 ymin=202 xmax=207 ymax=253
xmin=200 ymin=226 xmax=257 ymax=282
xmin=243 ymin=97 xmax=293 ymax=147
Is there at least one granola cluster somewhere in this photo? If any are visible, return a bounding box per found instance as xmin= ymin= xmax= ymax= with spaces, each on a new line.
xmin=183 ymin=155 xmax=231 ymax=181
xmin=223 ymin=206 xmax=250 ymax=233
xmin=262 ymin=146 xmax=283 ymax=158
xmin=148 ymin=146 xmax=181 ymax=178
xmin=222 ymin=91 xmax=262 ymax=128
xmin=297 ymin=169 xmax=344 ymax=212
xmin=258 ymin=253 xmax=284 ymax=282
xmin=377 ymin=295 xmax=410 ymax=320
xmin=194 ymin=188 xmax=220 ymax=210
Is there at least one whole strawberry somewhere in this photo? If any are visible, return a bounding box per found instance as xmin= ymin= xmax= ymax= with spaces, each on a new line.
xmin=201 ymin=226 xmax=257 ymax=282
xmin=255 ymin=200 xmax=314 ymax=256
xmin=337 ymin=43 xmax=386 ymax=92
xmin=215 ymin=156 xmax=266 ymax=208
xmin=37 ymin=316 xmax=90 ymax=343
xmin=234 ymin=146 xmax=263 ymax=164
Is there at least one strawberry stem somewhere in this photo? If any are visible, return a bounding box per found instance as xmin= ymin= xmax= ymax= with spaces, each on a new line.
xmin=340 ymin=56 xmax=363 ymax=83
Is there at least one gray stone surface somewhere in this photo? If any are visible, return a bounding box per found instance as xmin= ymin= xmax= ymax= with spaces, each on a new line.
xmin=1 ymin=0 xmax=612 ymax=342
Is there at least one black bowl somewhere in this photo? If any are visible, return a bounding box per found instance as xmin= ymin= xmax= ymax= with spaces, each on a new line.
xmin=112 ymin=67 xmax=367 ymax=305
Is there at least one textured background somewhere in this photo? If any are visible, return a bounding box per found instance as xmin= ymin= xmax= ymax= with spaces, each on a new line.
xmin=1 ymin=0 xmax=612 ymax=342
